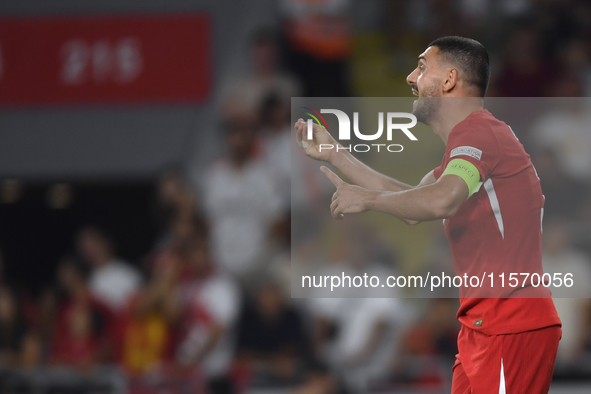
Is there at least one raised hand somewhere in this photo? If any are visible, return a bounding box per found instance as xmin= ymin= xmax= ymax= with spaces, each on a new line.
xmin=294 ymin=118 xmax=338 ymax=162
xmin=321 ymin=166 xmax=371 ymax=220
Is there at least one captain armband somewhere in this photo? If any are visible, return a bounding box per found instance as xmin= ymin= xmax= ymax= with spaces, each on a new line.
xmin=441 ymin=158 xmax=483 ymax=198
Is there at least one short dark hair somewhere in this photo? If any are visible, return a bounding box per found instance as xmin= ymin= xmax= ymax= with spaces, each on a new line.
xmin=428 ymin=36 xmax=490 ymax=97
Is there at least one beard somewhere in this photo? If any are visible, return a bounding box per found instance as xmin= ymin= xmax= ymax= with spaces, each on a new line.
xmin=412 ymin=81 xmax=441 ymax=125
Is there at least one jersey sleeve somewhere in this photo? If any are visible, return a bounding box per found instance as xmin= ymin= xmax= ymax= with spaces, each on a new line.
xmin=433 ymin=163 xmax=445 ymax=180
xmin=442 ymin=123 xmax=499 ymax=182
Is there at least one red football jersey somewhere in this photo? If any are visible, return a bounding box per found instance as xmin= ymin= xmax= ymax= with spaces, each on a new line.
xmin=433 ymin=109 xmax=561 ymax=335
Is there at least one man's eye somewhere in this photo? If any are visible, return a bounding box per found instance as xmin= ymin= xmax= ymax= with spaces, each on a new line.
xmin=419 ymin=66 xmax=424 ymax=72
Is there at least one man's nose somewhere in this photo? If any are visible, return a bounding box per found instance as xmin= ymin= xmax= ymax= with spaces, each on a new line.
xmin=406 ymin=68 xmax=418 ymax=85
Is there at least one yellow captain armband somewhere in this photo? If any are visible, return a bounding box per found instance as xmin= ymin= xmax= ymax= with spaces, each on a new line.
xmin=441 ymin=158 xmax=483 ymax=198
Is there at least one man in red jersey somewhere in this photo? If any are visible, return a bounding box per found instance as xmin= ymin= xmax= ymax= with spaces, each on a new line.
xmin=294 ymin=36 xmax=561 ymax=393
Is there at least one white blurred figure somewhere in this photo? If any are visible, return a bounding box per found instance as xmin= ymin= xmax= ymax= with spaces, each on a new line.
xmin=76 ymin=226 xmax=142 ymax=312
xmin=308 ymin=294 xmax=409 ymax=392
xmin=260 ymin=92 xmax=292 ymax=212
xmin=221 ymin=29 xmax=299 ymax=120
xmin=542 ymin=219 xmax=591 ymax=368
xmin=201 ymin=115 xmax=282 ymax=278
xmin=531 ymin=98 xmax=591 ymax=183
xmin=175 ymin=229 xmax=241 ymax=387
xmin=305 ymin=221 xmax=410 ymax=392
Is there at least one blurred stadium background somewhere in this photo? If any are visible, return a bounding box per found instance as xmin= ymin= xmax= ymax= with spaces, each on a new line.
xmin=0 ymin=0 xmax=591 ymax=393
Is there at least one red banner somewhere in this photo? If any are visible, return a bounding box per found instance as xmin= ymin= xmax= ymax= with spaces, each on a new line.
xmin=0 ymin=14 xmax=212 ymax=106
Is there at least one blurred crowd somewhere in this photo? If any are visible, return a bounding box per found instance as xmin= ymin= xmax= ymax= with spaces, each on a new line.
xmin=2 ymin=0 xmax=591 ymax=393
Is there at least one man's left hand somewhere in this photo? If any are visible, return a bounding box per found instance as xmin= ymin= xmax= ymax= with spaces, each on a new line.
xmin=321 ymin=166 xmax=372 ymax=220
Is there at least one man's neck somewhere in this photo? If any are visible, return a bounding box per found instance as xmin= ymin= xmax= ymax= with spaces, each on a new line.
xmin=430 ymin=97 xmax=484 ymax=145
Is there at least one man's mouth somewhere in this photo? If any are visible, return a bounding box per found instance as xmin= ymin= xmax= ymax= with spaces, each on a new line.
xmin=411 ymin=85 xmax=419 ymax=96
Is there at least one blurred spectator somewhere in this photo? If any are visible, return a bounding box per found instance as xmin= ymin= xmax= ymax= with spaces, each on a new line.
xmin=172 ymin=219 xmax=241 ymax=393
xmin=120 ymin=264 xmax=174 ymax=375
xmin=556 ymin=38 xmax=591 ymax=96
xmin=260 ymin=92 xmax=292 ymax=212
xmin=281 ymin=0 xmax=353 ymax=96
xmin=306 ymin=232 xmax=407 ymax=391
xmin=389 ymin=299 xmax=459 ymax=389
xmin=51 ymin=301 xmax=100 ymax=369
xmin=0 ymin=285 xmax=30 ymax=368
xmin=542 ymin=219 xmax=591 ymax=369
xmin=265 ymin=211 xmax=292 ymax=298
xmin=76 ymin=227 xmax=142 ymax=313
xmin=492 ymin=26 xmax=557 ymax=97
xmin=529 ymin=148 xmax=589 ymax=220
xmin=236 ymin=276 xmax=309 ymax=387
xmin=150 ymin=214 xmax=207 ymax=282
xmin=258 ymin=91 xmax=293 ymax=292
xmin=308 ymin=296 xmax=407 ymax=392
xmin=20 ymin=331 xmax=42 ymax=370
xmin=221 ymin=28 xmax=300 ymax=119
xmin=201 ymin=115 xmax=282 ymax=278
xmin=37 ymin=287 xmax=58 ymax=363
xmin=530 ymin=98 xmax=591 ymax=183
xmin=50 ymin=258 xmax=115 ymax=370
xmin=546 ymin=72 xmax=586 ymax=97
xmin=154 ymin=167 xmax=198 ymax=243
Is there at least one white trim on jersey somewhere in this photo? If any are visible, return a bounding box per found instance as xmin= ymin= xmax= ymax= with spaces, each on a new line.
xmin=499 ymin=358 xmax=506 ymax=394
xmin=484 ymin=179 xmax=505 ymax=239
xmin=508 ymin=126 xmax=519 ymax=141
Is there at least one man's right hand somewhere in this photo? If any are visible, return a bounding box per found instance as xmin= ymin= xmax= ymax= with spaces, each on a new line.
xmin=294 ymin=118 xmax=338 ymax=163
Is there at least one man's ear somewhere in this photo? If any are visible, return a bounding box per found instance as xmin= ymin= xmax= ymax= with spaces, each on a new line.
xmin=442 ymin=68 xmax=458 ymax=93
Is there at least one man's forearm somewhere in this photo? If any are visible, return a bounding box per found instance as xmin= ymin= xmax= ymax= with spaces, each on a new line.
xmin=365 ymin=182 xmax=462 ymax=222
xmin=330 ymin=148 xmax=413 ymax=192
xmin=322 ymin=166 xmax=466 ymax=224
